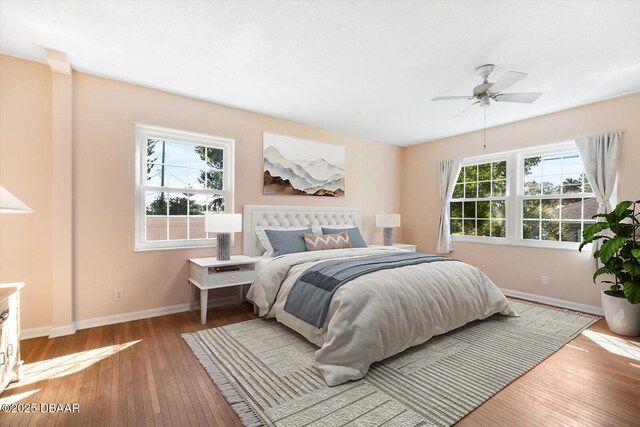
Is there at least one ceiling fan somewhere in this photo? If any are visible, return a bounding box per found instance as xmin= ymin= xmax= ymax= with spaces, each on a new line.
xmin=433 ymin=64 xmax=542 ymax=117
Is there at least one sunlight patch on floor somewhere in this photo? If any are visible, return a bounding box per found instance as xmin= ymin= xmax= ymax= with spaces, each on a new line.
xmin=565 ymin=343 xmax=589 ymax=352
xmin=7 ymin=340 xmax=141 ymax=390
xmin=581 ymin=330 xmax=639 ymax=361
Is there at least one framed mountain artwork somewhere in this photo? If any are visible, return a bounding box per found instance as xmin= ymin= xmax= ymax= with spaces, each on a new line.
xmin=263 ymin=132 xmax=345 ymax=197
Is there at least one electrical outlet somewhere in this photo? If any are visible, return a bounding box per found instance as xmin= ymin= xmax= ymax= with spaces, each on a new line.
xmin=540 ymin=275 xmax=550 ymax=286
xmin=115 ymin=288 xmax=124 ymax=300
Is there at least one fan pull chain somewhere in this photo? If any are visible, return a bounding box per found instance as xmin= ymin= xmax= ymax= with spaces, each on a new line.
xmin=483 ymin=108 xmax=487 ymax=150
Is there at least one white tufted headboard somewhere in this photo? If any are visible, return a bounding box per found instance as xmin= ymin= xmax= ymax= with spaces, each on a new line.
xmin=243 ymin=205 xmax=362 ymax=257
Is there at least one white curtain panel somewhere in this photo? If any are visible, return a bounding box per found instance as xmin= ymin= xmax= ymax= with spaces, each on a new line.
xmin=575 ymin=131 xmax=621 ymax=262
xmin=436 ymin=159 xmax=462 ymax=253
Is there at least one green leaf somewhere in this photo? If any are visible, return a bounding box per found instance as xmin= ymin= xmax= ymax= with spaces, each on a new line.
xmin=623 ymin=259 xmax=640 ymax=276
xmin=623 ymin=281 xmax=640 ymax=304
xmin=582 ymin=222 xmax=609 ymax=240
xmin=632 ymin=248 xmax=640 ymax=262
xmin=613 ymin=201 xmax=633 ymax=218
xmin=597 ymin=236 xmax=628 ymax=264
xmin=578 ymin=235 xmax=605 ymax=252
xmin=592 ymin=266 xmax=613 ymax=283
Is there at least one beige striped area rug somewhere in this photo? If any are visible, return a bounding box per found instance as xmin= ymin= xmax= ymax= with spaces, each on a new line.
xmin=183 ymin=300 xmax=598 ymax=427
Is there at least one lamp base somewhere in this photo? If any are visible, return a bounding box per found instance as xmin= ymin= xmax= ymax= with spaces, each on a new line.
xmin=217 ymin=232 xmax=231 ymax=261
xmin=383 ymin=227 xmax=393 ymax=246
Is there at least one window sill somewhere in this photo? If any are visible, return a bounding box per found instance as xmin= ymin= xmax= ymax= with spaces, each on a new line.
xmin=452 ymin=236 xmax=592 ymax=252
xmin=134 ymin=241 xmax=236 ymax=252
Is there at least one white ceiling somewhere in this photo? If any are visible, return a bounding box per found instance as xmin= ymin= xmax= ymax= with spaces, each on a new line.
xmin=1 ymin=1 xmax=639 ymax=146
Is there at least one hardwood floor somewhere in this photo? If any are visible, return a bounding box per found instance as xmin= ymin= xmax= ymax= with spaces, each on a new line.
xmin=1 ymin=303 xmax=638 ymax=426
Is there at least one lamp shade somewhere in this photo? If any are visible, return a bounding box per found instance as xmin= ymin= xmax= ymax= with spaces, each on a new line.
xmin=205 ymin=213 xmax=242 ymax=233
xmin=376 ymin=214 xmax=400 ymax=228
xmin=0 ymin=185 xmax=33 ymax=213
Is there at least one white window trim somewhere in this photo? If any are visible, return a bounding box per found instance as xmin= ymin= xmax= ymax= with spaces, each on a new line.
xmin=451 ymin=141 xmax=602 ymax=251
xmin=134 ymin=124 xmax=235 ymax=251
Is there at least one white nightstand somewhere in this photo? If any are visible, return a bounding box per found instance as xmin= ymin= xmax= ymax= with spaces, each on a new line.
xmin=188 ymin=255 xmax=259 ymax=324
xmin=368 ymin=243 xmax=417 ymax=252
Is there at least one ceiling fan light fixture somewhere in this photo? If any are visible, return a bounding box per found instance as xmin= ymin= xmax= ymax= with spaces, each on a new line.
xmin=480 ymin=96 xmax=490 ymax=108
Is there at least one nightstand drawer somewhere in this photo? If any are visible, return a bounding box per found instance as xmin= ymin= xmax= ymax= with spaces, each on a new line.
xmin=207 ymin=269 xmax=255 ymax=287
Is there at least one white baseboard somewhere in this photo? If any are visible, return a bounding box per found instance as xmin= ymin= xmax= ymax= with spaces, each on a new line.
xmin=21 ymin=296 xmax=243 ymax=340
xmin=48 ymin=324 xmax=77 ymax=338
xmin=21 ymin=325 xmax=53 ymax=340
xmin=501 ymin=288 xmax=603 ymax=316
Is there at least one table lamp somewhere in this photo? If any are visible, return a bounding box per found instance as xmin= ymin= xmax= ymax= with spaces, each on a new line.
xmin=205 ymin=213 xmax=242 ymax=261
xmin=376 ymin=214 xmax=400 ymax=246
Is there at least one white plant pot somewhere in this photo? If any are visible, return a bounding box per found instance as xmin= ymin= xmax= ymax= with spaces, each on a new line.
xmin=601 ymin=291 xmax=640 ymax=336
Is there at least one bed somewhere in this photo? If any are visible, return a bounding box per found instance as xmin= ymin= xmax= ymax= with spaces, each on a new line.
xmin=243 ymin=205 xmax=515 ymax=386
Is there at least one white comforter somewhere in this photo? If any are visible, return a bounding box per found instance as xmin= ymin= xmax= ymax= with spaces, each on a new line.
xmin=247 ymin=247 xmax=515 ymax=386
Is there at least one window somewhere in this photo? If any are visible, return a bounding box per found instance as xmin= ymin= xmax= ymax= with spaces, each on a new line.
xmin=450 ymin=141 xmax=601 ymax=249
xmin=520 ymin=151 xmax=597 ymax=243
xmin=450 ymin=160 xmax=507 ymax=238
xmin=135 ymin=124 xmax=234 ymax=250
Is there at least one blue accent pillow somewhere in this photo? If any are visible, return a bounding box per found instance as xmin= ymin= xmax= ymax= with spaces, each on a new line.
xmin=264 ymin=228 xmax=313 ymax=256
xmin=321 ymin=227 xmax=367 ymax=248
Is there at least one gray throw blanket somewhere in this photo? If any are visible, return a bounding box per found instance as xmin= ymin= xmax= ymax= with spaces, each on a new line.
xmin=284 ymin=252 xmax=455 ymax=328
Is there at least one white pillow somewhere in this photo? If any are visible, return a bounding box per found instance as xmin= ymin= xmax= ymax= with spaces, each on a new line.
xmin=256 ymin=225 xmax=321 ymax=257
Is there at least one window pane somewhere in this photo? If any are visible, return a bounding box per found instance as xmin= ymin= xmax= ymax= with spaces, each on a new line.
xmin=561 ymin=222 xmax=581 ymax=242
xmin=523 ymin=200 xmax=540 ymax=219
xmin=524 ymin=179 xmax=541 ymax=196
xmin=168 ymin=193 xmax=188 ymax=215
xmin=207 ymin=194 xmax=225 ymax=213
xmin=450 ymin=202 xmax=463 ymax=218
xmin=524 ymin=156 xmax=542 ymax=178
xmin=477 ymin=201 xmax=490 ymax=219
xmin=169 ymin=217 xmax=188 ymax=240
xmin=543 ymin=175 xmax=561 ymax=195
xmin=478 ymin=181 xmax=491 ymax=198
xmin=583 ymin=197 xmax=598 ymax=220
xmin=583 ymin=174 xmax=592 ymax=193
xmin=561 ymin=198 xmax=582 ymax=220
xmin=492 ymin=180 xmax=506 ymax=197
xmin=491 ymin=200 xmax=505 ymax=219
xmin=463 ymin=219 xmax=476 ymax=236
xmin=465 ymin=165 xmax=477 ymax=182
xmin=189 ymin=216 xmax=206 ymax=239
xmin=541 ymin=199 xmax=560 ymax=219
xmin=164 ymin=141 xmax=188 ymax=166
xmin=541 ymin=154 xmax=562 ymax=176
xmin=145 ymin=191 xmax=167 ymax=215
xmin=207 ymin=147 xmax=224 ymax=170
xmin=163 ymin=166 xmax=190 ymax=189
xmin=542 ymin=221 xmax=560 ymax=241
xmin=206 ymin=170 xmax=224 ymax=190
xmin=188 ymin=146 xmax=210 ymax=169
xmin=146 ymin=139 xmax=161 ymax=164
xmin=477 ymin=220 xmax=491 ymax=237
xmin=146 ymin=163 xmax=163 ymax=186
xmin=453 ymin=183 xmax=464 ymax=199
xmin=463 ymin=201 xmax=476 ymax=219
xmin=523 ymin=220 xmax=540 ymax=240
xmin=478 ymin=163 xmax=491 ymax=181
xmin=562 ymin=174 xmax=582 ymax=194
xmin=451 ymin=219 xmax=462 ymax=235
xmin=491 ymin=220 xmax=505 ymax=238
xmin=456 ymin=169 xmax=464 ymax=183
xmin=465 ymin=182 xmax=477 ymax=198
xmin=562 ymin=154 xmax=583 ymax=174
xmin=189 ymin=193 xmax=206 ymax=216
xmin=492 ymin=161 xmax=507 ymax=179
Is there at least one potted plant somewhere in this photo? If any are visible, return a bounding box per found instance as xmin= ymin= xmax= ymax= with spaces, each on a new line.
xmin=580 ymin=200 xmax=640 ymax=336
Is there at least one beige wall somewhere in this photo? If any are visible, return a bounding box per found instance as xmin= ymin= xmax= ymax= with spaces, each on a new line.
xmin=0 ymin=56 xmax=53 ymax=330
xmin=401 ymin=93 xmax=640 ymax=308
xmin=72 ymin=72 xmax=401 ymax=321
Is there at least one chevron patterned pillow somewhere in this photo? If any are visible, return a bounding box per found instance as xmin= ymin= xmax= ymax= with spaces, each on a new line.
xmin=303 ymin=231 xmax=352 ymax=251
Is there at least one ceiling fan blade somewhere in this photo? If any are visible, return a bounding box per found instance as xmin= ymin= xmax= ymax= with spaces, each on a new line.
xmin=490 ymin=71 xmax=527 ymax=93
xmin=494 ymin=92 xmax=542 ymax=103
xmin=432 ymin=96 xmax=475 ymax=101
xmin=456 ymin=101 xmax=480 ymax=117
